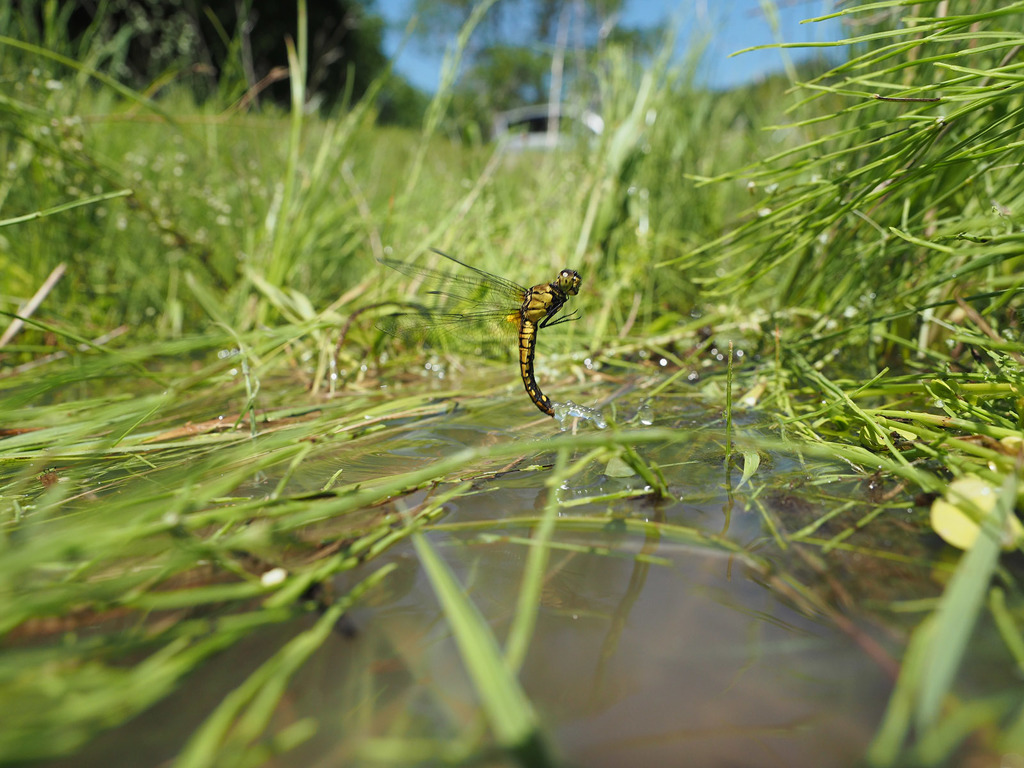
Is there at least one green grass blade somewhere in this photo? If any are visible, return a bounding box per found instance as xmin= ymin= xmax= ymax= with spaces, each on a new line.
xmin=504 ymin=447 xmax=577 ymax=672
xmin=411 ymin=529 xmax=557 ymax=766
xmin=915 ymin=473 xmax=1017 ymax=730
xmin=173 ymin=564 xmax=394 ymax=768
xmin=868 ymin=473 xmax=1017 ymax=764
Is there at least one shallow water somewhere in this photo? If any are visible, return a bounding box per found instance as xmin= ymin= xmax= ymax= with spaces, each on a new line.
xmin=45 ymin=389 xmax=920 ymax=767
xmin=327 ymin=529 xmax=887 ymax=767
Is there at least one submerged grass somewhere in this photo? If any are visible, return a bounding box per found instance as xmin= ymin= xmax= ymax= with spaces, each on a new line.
xmin=2 ymin=0 xmax=1024 ymax=765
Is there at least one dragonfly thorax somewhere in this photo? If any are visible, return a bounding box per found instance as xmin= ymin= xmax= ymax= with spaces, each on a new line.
xmin=522 ymin=269 xmax=579 ymax=325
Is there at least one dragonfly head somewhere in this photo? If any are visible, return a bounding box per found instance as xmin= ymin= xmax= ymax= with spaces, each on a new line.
xmin=556 ymin=269 xmax=582 ymax=296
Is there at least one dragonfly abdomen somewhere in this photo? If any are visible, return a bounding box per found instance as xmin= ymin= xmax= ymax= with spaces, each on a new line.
xmin=518 ymin=319 xmax=553 ymax=416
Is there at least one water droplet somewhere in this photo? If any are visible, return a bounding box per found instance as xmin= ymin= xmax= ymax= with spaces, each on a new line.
xmin=553 ymin=400 xmax=607 ymax=430
xmin=638 ymin=400 xmax=654 ymax=426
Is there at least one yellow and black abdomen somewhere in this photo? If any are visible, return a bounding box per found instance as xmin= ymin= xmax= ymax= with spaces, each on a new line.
xmin=518 ymin=318 xmax=553 ymax=416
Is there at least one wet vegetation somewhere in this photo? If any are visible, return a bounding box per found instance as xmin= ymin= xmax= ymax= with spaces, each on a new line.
xmin=2 ymin=1 xmax=1024 ymax=766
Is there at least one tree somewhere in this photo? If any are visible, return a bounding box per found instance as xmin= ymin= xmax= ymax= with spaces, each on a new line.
xmin=409 ymin=0 xmax=658 ymax=133
xmin=54 ymin=0 xmax=426 ymax=120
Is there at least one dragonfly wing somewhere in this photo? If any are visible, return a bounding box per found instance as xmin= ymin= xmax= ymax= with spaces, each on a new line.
xmin=427 ymin=249 xmax=529 ymax=297
xmin=377 ymin=307 xmax=520 ymax=349
xmin=378 ymin=255 xmax=527 ymax=304
xmin=377 ymin=252 xmax=527 ymax=352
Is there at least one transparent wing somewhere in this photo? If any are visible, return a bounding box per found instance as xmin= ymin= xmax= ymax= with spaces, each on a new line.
xmin=377 ymin=250 xmax=529 ymax=351
xmin=376 ymin=304 xmax=520 ymax=350
xmin=378 ymin=249 xmax=528 ymax=306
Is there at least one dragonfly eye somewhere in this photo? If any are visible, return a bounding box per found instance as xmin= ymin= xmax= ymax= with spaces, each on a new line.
xmin=558 ymin=269 xmax=582 ymax=296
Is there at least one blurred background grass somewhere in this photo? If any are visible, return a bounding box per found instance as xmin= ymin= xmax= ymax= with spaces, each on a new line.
xmin=0 ymin=0 xmax=786 ymax=349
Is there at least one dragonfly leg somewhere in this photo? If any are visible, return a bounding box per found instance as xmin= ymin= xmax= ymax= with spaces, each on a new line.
xmin=539 ymin=308 xmax=581 ymax=329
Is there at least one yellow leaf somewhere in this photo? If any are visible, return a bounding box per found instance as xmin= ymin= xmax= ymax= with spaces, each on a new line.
xmin=930 ymin=475 xmax=1024 ymax=550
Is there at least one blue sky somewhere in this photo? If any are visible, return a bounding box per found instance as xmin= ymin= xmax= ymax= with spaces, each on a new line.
xmin=376 ymin=0 xmax=845 ymax=92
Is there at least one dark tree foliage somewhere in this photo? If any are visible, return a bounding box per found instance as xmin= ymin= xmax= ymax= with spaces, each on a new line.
xmin=211 ymin=0 xmax=389 ymax=109
xmin=41 ymin=0 xmax=423 ymax=120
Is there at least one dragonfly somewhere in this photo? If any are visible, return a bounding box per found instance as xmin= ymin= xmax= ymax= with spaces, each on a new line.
xmin=378 ymin=249 xmax=582 ymax=417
